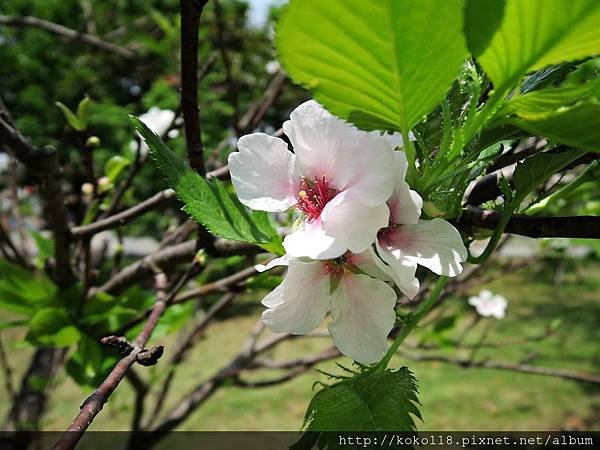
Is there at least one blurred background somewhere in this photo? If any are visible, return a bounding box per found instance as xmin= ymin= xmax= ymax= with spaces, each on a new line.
xmin=0 ymin=0 xmax=599 ymax=434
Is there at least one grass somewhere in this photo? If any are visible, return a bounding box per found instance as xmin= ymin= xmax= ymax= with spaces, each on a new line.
xmin=1 ymin=257 xmax=599 ymax=432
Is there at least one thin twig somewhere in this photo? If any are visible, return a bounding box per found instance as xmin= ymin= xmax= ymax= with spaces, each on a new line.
xmin=145 ymin=292 xmax=236 ymax=428
xmin=399 ymin=351 xmax=600 ymax=385
xmin=0 ymin=15 xmax=135 ymax=59
xmin=71 ymin=189 xmax=176 ymax=239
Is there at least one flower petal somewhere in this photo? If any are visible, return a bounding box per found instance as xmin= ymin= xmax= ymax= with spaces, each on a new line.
xmin=375 ymin=240 xmax=420 ymax=299
xmin=321 ymin=192 xmax=389 ymax=255
xmin=348 ymin=247 xmax=393 ymax=282
xmin=388 ymin=152 xmax=422 ymax=225
xmin=283 ymin=221 xmax=347 ymax=260
xmin=261 ymin=259 xmax=330 ymax=334
xmin=283 ymin=100 xmax=396 ymax=207
xmin=228 ymin=133 xmax=297 ymax=212
xmin=328 ymin=273 xmax=397 ymax=364
xmin=381 ymin=219 xmax=467 ymax=277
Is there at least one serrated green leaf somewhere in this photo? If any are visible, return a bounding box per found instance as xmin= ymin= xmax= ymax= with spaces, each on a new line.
xmin=302 ymin=367 xmax=420 ymax=437
xmin=26 ymin=307 xmax=81 ymax=347
xmin=513 ymin=148 xmax=587 ymax=199
xmin=509 ymin=101 xmax=600 ymax=153
xmin=130 ymin=115 xmax=283 ymax=253
xmin=276 ymin=0 xmax=468 ymax=132
xmin=55 ymin=101 xmax=85 ymax=131
xmin=475 ymin=0 xmax=600 ymax=90
xmin=104 ymin=155 xmax=131 ymax=182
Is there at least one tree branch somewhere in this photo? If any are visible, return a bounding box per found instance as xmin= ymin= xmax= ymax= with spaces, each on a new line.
xmin=399 ymin=352 xmax=600 ymax=385
xmin=71 ymin=189 xmax=175 ymax=239
xmin=180 ymin=0 xmax=209 ymax=174
xmin=458 ymin=206 xmax=600 ymax=239
xmin=0 ymin=15 xmax=135 ymax=59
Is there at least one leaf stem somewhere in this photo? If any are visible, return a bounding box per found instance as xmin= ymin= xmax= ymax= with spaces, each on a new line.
xmin=376 ymin=276 xmax=448 ymax=372
xmin=467 ymin=199 xmax=518 ymax=264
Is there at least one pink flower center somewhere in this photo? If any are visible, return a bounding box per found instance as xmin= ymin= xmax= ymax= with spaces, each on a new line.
xmin=377 ymin=225 xmax=397 ymax=247
xmin=296 ymin=176 xmax=336 ymax=222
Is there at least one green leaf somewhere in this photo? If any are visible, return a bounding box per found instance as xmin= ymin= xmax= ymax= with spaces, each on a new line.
xmin=513 ymin=148 xmax=587 ymax=199
xmin=509 ymin=101 xmax=600 ymax=153
xmin=464 ymin=0 xmax=506 ymax=56
xmin=276 ymin=0 xmax=468 ymax=132
xmin=0 ymin=319 xmax=28 ymax=331
xmin=302 ymin=367 xmax=420 ymax=439
xmin=0 ymin=259 xmax=57 ymax=315
xmin=506 ymin=78 xmax=600 ymax=120
xmin=130 ymin=115 xmax=283 ymax=253
xmin=66 ymin=335 xmax=118 ymax=388
xmin=55 ymin=101 xmax=85 ymax=131
xmin=76 ymin=95 xmax=92 ymax=128
xmin=26 ymin=307 xmax=81 ymax=347
xmin=475 ymin=0 xmax=600 ymax=90
xmin=30 ymin=230 xmax=54 ymax=269
xmin=104 ymin=155 xmax=131 ymax=182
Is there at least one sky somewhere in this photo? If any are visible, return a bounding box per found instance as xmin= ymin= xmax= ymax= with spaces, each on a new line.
xmin=247 ymin=0 xmax=287 ymax=27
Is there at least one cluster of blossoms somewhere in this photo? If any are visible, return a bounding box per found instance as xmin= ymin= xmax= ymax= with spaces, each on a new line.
xmin=229 ymin=101 xmax=468 ymax=363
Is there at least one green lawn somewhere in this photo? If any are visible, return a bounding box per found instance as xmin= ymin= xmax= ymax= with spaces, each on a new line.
xmin=1 ymin=257 xmax=599 ymax=431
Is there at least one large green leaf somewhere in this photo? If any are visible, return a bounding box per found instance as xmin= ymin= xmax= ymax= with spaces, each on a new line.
xmin=130 ymin=116 xmax=284 ymax=254
xmin=276 ymin=0 xmax=468 ymax=132
xmin=475 ymin=0 xmax=600 ymax=90
xmin=463 ymin=0 xmax=506 ymax=56
xmin=300 ymin=367 xmax=420 ymax=443
xmin=509 ymin=101 xmax=600 ymax=153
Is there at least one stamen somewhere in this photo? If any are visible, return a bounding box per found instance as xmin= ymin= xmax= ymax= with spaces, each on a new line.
xmin=296 ymin=175 xmax=337 ymax=222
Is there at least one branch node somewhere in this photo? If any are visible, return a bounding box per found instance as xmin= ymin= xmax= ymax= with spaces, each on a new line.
xmin=136 ymin=345 xmax=164 ymax=366
xmin=100 ymin=335 xmax=133 ymax=356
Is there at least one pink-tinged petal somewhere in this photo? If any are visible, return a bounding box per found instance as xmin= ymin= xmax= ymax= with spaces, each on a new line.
xmin=228 ymin=133 xmax=297 ymax=212
xmin=328 ymin=273 xmax=397 ymax=364
xmin=388 ymin=152 xmax=422 ymax=225
xmin=382 ymin=219 xmax=468 ymax=277
xmin=375 ymin=240 xmax=420 ymax=299
xmin=283 ymin=221 xmax=347 ymax=260
xmin=255 ymin=254 xmax=292 ymax=273
xmin=283 ymin=100 xmax=396 ymax=207
xmin=320 ymin=192 xmax=389 ymax=255
xmin=347 ymin=247 xmax=393 ymax=282
xmin=261 ymin=259 xmax=330 ymax=334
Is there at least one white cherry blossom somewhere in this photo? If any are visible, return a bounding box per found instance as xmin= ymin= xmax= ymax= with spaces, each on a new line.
xmin=228 ymin=100 xmax=399 ymax=260
xmin=258 ymin=251 xmax=398 ymax=364
xmin=375 ymin=152 xmax=468 ymax=298
xmin=468 ymin=289 xmax=507 ymax=319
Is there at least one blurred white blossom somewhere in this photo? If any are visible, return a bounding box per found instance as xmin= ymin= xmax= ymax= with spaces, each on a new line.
xmin=468 ymin=289 xmax=507 ymax=319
